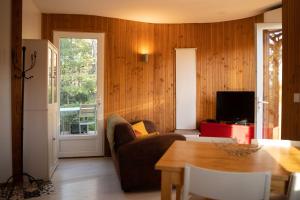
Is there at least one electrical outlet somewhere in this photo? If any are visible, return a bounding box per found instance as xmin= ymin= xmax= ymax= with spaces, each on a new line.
xmin=294 ymin=93 xmax=300 ymax=103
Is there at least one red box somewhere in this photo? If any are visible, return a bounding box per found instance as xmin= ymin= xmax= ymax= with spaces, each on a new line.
xmin=199 ymin=121 xmax=254 ymax=144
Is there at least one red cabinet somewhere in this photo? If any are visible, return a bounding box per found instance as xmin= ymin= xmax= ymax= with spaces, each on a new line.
xmin=199 ymin=121 xmax=254 ymax=144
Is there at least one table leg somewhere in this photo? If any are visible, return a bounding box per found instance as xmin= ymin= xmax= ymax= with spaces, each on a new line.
xmin=161 ymin=171 xmax=172 ymax=200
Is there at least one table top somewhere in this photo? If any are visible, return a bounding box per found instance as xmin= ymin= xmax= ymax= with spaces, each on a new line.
xmin=155 ymin=141 xmax=300 ymax=181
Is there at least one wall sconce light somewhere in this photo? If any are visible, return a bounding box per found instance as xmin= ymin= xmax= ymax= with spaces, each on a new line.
xmin=140 ymin=53 xmax=149 ymax=63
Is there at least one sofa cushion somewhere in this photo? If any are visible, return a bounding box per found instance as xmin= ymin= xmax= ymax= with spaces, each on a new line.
xmin=114 ymin=123 xmax=136 ymax=151
xmin=132 ymin=121 xmax=149 ymax=137
xmin=131 ymin=120 xmax=157 ymax=133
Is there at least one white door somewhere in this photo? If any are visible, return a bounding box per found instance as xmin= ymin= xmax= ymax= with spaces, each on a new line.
xmin=256 ymin=23 xmax=282 ymax=139
xmin=48 ymin=46 xmax=59 ymax=174
xmin=54 ymin=31 xmax=105 ymax=157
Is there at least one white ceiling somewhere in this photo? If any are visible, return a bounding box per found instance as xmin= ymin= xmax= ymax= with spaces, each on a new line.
xmin=34 ymin=0 xmax=281 ymax=23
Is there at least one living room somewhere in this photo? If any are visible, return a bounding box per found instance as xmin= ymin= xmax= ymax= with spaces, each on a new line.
xmin=1 ymin=0 xmax=300 ymax=199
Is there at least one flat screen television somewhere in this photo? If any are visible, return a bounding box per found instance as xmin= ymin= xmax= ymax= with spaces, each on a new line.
xmin=216 ymin=91 xmax=255 ymax=123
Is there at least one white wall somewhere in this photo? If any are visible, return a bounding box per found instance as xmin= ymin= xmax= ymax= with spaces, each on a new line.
xmin=0 ymin=0 xmax=12 ymax=182
xmin=264 ymin=8 xmax=282 ymax=23
xmin=23 ymin=0 xmax=41 ymax=39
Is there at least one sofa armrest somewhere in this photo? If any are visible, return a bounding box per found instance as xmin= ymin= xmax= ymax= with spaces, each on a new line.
xmin=116 ymin=133 xmax=185 ymax=191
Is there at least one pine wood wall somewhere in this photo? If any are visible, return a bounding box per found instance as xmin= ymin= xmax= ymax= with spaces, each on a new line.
xmin=282 ymin=0 xmax=300 ymax=140
xmin=42 ymin=14 xmax=262 ymax=133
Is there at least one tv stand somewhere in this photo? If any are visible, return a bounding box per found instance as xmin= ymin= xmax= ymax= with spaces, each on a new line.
xmin=199 ymin=120 xmax=254 ymax=144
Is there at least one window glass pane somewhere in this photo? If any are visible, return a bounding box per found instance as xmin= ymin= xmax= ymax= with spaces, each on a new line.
xmin=59 ymin=38 xmax=98 ymax=136
xmin=53 ymin=52 xmax=58 ymax=103
xmin=48 ymin=48 xmax=52 ymax=103
xmin=262 ymin=29 xmax=282 ymax=139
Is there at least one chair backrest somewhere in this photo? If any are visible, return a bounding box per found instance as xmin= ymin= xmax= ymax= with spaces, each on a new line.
xmin=251 ymin=139 xmax=300 ymax=147
xmin=79 ymin=104 xmax=96 ymax=117
xmin=187 ymin=136 xmax=237 ymax=143
xmin=288 ymin=173 xmax=300 ymax=200
xmin=182 ymin=164 xmax=271 ymax=200
xmin=251 ymin=139 xmax=300 ymax=200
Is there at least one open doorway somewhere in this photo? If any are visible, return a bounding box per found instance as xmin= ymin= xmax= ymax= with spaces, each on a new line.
xmin=256 ymin=23 xmax=282 ymax=139
xmin=54 ymin=32 xmax=105 ymax=157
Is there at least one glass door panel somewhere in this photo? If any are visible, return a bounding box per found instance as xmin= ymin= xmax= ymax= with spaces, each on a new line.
xmin=59 ymin=38 xmax=98 ymax=135
xmin=53 ymin=52 xmax=58 ymax=103
xmin=262 ymin=29 xmax=282 ymax=139
xmin=48 ymin=48 xmax=52 ymax=103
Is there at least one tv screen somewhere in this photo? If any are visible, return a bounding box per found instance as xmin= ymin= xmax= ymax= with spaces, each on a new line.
xmin=216 ymin=91 xmax=255 ymax=123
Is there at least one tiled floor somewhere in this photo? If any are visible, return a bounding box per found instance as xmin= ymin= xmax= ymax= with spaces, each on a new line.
xmin=36 ymin=158 xmax=169 ymax=200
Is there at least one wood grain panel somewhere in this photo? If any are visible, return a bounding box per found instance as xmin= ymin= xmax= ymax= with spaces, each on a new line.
xmin=42 ymin=14 xmax=261 ymax=136
xmin=11 ymin=0 xmax=23 ymax=178
xmin=282 ymin=0 xmax=300 ymax=140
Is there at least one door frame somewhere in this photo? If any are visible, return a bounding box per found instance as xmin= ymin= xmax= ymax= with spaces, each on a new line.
xmin=255 ymin=23 xmax=282 ymax=139
xmin=53 ymin=31 xmax=105 ymax=157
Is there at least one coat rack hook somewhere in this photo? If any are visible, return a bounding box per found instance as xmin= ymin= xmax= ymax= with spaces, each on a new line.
xmin=25 ymin=51 xmax=37 ymax=72
xmin=19 ymin=46 xmax=37 ymax=80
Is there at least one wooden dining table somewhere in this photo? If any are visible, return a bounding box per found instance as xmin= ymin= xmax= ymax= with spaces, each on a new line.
xmin=155 ymin=141 xmax=300 ymax=200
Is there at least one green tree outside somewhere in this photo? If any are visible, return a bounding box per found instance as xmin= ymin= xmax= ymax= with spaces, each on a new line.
xmin=60 ymin=38 xmax=97 ymax=107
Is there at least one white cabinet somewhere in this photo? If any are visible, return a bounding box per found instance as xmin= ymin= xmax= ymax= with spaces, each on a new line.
xmin=23 ymin=39 xmax=59 ymax=180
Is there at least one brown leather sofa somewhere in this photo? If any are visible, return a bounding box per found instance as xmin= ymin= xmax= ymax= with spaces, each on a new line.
xmin=107 ymin=114 xmax=186 ymax=191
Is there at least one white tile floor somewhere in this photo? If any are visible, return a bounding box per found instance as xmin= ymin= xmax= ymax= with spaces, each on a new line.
xmin=36 ymin=158 xmax=173 ymax=200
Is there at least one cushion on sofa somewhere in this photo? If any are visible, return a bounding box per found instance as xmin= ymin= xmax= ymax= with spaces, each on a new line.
xmin=131 ymin=120 xmax=157 ymax=133
xmin=114 ymin=123 xmax=136 ymax=151
xmin=132 ymin=121 xmax=149 ymax=137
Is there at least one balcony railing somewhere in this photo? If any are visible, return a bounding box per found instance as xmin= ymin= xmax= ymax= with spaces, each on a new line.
xmin=60 ymin=105 xmax=97 ymax=135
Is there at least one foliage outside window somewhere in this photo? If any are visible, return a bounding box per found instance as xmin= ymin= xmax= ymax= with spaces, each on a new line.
xmin=59 ymin=38 xmax=97 ymax=134
xmin=60 ymin=38 xmax=97 ymax=107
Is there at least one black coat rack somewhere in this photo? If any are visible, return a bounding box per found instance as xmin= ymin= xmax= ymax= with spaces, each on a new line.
xmin=18 ymin=47 xmax=37 ymax=168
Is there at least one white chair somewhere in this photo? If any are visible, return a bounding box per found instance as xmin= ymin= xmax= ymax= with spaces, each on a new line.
xmin=287 ymin=143 xmax=300 ymax=200
xmin=287 ymin=173 xmax=300 ymax=200
xmin=271 ymin=173 xmax=300 ymax=200
xmin=79 ymin=104 xmax=97 ymax=133
xmin=186 ymin=136 xmax=237 ymax=143
xmin=182 ymin=164 xmax=271 ymax=200
xmin=251 ymin=139 xmax=300 ymax=200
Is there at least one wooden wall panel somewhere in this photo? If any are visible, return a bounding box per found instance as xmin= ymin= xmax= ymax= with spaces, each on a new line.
xmin=42 ymin=14 xmax=261 ymax=134
xmin=282 ymin=0 xmax=300 ymax=140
